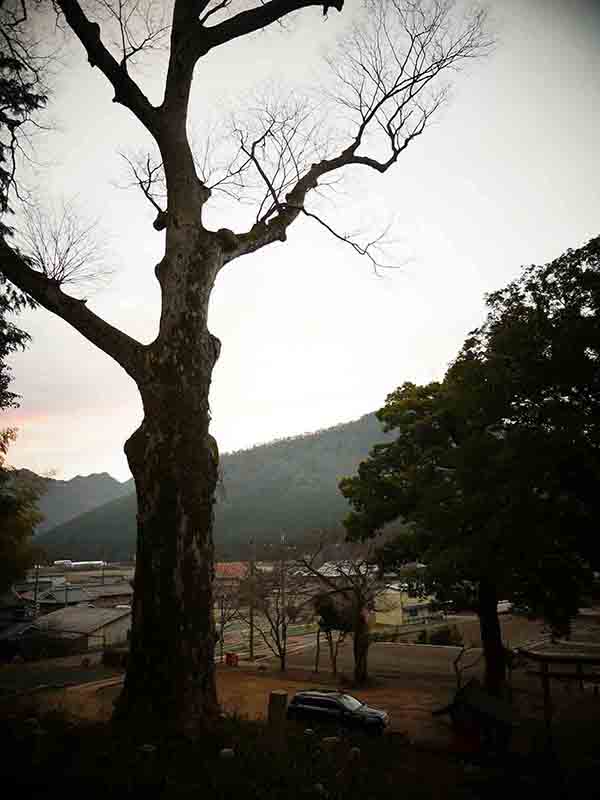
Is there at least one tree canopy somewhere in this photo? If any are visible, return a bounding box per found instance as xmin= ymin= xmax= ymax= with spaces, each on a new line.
xmin=0 ymin=430 xmax=44 ymax=592
xmin=340 ymin=236 xmax=600 ymax=690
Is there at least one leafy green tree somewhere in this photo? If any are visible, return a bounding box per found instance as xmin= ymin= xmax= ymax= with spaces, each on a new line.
xmin=0 ymin=429 xmax=44 ymax=592
xmin=341 ymin=236 xmax=600 ymax=695
xmin=0 ymin=0 xmax=45 ymax=406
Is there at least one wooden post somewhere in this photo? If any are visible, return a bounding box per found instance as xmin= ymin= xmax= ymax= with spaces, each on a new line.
xmin=249 ymin=539 xmax=255 ymax=661
xmin=541 ymin=661 xmax=552 ymax=732
xmin=268 ymin=690 xmax=288 ymax=729
xmin=281 ymin=534 xmax=287 ymax=670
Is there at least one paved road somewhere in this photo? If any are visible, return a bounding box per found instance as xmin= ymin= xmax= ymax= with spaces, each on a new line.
xmin=284 ymin=640 xmax=483 ymax=684
xmin=220 ymin=619 xmax=316 ymax=662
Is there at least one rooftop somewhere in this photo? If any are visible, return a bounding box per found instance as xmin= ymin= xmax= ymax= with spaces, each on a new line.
xmin=215 ymin=562 xmax=247 ymax=580
xmin=78 ymin=583 xmax=133 ymax=600
xmin=20 ymin=586 xmax=92 ymax=605
xmin=33 ymin=606 xmax=131 ymax=636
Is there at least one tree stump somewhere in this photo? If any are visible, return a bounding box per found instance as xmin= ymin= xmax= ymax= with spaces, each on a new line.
xmin=268 ymin=690 xmax=288 ymax=729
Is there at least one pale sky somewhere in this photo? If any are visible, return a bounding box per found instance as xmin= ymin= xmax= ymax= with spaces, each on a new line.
xmin=3 ymin=0 xmax=600 ymax=481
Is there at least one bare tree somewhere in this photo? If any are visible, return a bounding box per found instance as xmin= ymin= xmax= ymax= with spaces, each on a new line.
xmin=0 ymin=0 xmax=491 ymax=732
xmin=214 ymin=579 xmax=240 ymax=663
xmin=299 ymin=537 xmax=398 ymax=684
xmin=238 ymin=554 xmax=312 ymax=671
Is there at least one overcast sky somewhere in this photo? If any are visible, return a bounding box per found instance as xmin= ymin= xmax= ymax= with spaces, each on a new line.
xmin=3 ymin=0 xmax=600 ymax=481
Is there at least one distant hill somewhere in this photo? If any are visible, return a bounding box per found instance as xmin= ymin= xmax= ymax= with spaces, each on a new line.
xmin=16 ymin=469 xmax=132 ymax=533
xmin=34 ymin=413 xmax=395 ymax=561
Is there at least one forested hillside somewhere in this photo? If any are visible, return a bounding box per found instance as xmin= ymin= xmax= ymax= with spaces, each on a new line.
xmin=35 ymin=413 xmax=394 ymax=561
xmin=16 ymin=470 xmax=132 ymax=533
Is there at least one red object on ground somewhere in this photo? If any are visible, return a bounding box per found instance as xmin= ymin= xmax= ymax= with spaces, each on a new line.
xmin=225 ymin=652 xmax=239 ymax=666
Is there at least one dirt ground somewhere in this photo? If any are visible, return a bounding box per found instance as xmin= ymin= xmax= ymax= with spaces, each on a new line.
xmin=7 ymin=612 xmax=600 ymax=759
xmin=27 ymin=666 xmax=456 ymax=748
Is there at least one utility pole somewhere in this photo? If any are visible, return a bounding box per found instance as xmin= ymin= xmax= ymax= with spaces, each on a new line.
xmin=281 ymin=533 xmax=287 ymax=670
xmin=220 ymin=591 xmax=225 ymax=663
xmin=33 ymin=563 xmax=40 ymax=619
xmin=249 ymin=539 xmax=255 ymax=661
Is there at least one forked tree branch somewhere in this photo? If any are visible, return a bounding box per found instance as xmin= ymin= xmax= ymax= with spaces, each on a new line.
xmin=201 ymin=0 xmax=343 ymax=52
xmin=0 ymin=237 xmax=144 ymax=378
xmin=120 ymin=152 xmax=167 ymax=229
xmin=221 ymin=0 xmax=490 ymax=265
xmin=56 ymin=0 xmax=159 ymax=136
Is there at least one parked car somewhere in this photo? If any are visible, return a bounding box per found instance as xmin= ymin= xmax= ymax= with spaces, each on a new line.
xmin=286 ymin=690 xmax=389 ymax=735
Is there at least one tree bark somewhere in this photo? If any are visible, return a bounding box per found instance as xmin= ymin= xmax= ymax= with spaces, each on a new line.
xmin=477 ymin=579 xmax=506 ymax=697
xmin=326 ymin=630 xmax=337 ymax=676
xmin=353 ymin=610 xmax=370 ymax=685
xmin=113 ymin=232 xmax=223 ymax=734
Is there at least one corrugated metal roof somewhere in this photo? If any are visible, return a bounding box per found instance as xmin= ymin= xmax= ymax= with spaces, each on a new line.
xmin=33 ymin=606 xmax=131 ymax=635
xmin=79 ymin=583 xmax=133 ymax=600
xmin=20 ymin=586 xmax=92 ymax=605
xmin=215 ymin=562 xmax=247 ymax=579
xmin=316 ymin=561 xmax=375 ymax=578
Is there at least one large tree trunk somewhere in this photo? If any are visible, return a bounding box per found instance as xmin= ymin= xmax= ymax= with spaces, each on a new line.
xmin=477 ymin=579 xmax=506 ymax=697
xmin=353 ymin=610 xmax=370 ymax=685
xmin=113 ymin=230 xmax=223 ymax=734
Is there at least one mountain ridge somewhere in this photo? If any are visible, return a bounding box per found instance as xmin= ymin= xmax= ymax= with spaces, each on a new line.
xmin=33 ymin=412 xmax=395 ymax=561
xmin=16 ymin=469 xmax=132 ymax=533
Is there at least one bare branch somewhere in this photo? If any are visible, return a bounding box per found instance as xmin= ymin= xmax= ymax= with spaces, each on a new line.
xmin=91 ymin=0 xmax=170 ymax=71
xmin=202 ymin=1 xmax=343 ymax=52
xmin=0 ymin=236 xmax=144 ymax=378
xmin=295 ymin=207 xmax=399 ymax=274
xmin=199 ymin=0 xmax=233 ymax=25
xmin=224 ymin=0 xmax=491 ymax=263
xmin=55 ymin=0 xmax=159 ymax=136
xmin=15 ymin=198 xmax=113 ymax=288
xmin=119 ymin=151 xmax=167 ymax=228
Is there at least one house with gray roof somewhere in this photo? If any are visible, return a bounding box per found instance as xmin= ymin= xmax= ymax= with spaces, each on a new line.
xmin=0 ymin=606 xmax=131 ymax=660
xmin=77 ymin=582 xmax=133 ymax=607
xmin=19 ymin=585 xmax=92 ymax=612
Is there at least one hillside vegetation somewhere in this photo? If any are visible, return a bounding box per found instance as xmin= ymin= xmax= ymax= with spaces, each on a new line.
xmin=35 ymin=413 xmax=394 ymax=561
xmin=17 ymin=470 xmax=131 ymax=533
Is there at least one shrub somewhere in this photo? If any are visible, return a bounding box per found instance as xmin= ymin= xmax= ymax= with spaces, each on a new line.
xmin=427 ymin=625 xmax=464 ymax=647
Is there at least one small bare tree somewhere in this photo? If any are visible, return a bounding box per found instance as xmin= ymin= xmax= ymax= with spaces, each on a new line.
xmin=300 ymin=536 xmax=397 ymax=684
xmin=239 ymin=556 xmax=312 ymax=671
xmin=213 ymin=579 xmax=240 ymax=663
